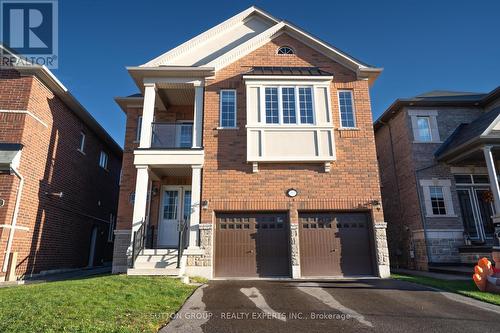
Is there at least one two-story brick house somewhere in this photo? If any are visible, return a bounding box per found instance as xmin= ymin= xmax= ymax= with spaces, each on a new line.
xmin=375 ymin=87 xmax=500 ymax=271
xmin=113 ymin=7 xmax=390 ymax=278
xmin=0 ymin=47 xmax=122 ymax=280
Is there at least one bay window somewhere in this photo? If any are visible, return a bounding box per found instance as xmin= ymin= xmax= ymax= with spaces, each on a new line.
xmin=264 ymin=86 xmax=315 ymax=124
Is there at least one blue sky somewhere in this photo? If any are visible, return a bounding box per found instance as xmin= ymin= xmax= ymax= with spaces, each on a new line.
xmin=53 ymin=0 xmax=500 ymax=146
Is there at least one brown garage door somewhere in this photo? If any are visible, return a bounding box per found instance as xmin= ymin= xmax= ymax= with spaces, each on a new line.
xmin=299 ymin=212 xmax=374 ymax=277
xmin=215 ymin=213 xmax=290 ymax=278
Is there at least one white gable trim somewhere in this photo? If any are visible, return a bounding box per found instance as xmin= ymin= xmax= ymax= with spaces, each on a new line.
xmin=142 ymin=7 xmax=279 ymax=67
xmin=205 ymin=23 xmax=372 ymax=73
xmin=482 ymin=113 xmax=500 ymax=136
xmin=206 ymin=22 xmax=286 ymax=70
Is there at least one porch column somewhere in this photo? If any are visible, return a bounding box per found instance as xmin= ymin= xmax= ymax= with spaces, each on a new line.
xmin=131 ymin=166 xmax=150 ymax=239
xmin=483 ymin=146 xmax=500 ymax=213
xmin=192 ymin=81 xmax=204 ymax=148
xmin=188 ymin=165 xmax=202 ymax=249
xmin=139 ymin=83 xmax=156 ymax=148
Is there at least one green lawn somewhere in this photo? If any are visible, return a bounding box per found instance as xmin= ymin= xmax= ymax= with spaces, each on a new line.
xmin=392 ymin=273 xmax=500 ymax=306
xmin=0 ymin=274 xmax=197 ymax=333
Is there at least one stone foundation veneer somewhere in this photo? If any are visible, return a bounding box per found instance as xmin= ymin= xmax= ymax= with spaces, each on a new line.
xmin=112 ymin=230 xmax=132 ymax=274
xmin=290 ymin=224 xmax=301 ymax=278
xmin=374 ymin=222 xmax=391 ymax=278
xmin=184 ymin=223 xmax=213 ymax=279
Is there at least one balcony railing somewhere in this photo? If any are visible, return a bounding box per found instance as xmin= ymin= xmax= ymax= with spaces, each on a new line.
xmin=151 ymin=122 xmax=193 ymax=149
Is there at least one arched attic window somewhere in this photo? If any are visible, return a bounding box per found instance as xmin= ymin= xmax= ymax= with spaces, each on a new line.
xmin=277 ymin=46 xmax=295 ymax=55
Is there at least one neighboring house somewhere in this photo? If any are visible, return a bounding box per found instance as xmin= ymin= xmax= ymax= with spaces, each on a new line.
xmin=113 ymin=6 xmax=390 ymax=279
xmin=375 ymin=87 xmax=500 ymax=271
xmin=0 ymin=47 xmax=122 ymax=280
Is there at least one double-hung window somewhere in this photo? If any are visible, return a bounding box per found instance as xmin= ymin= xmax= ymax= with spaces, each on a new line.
xmin=264 ymin=86 xmax=314 ymax=124
xmin=220 ymin=90 xmax=237 ymax=128
xmin=429 ymin=186 xmax=446 ymax=215
xmin=338 ymin=90 xmax=355 ymax=128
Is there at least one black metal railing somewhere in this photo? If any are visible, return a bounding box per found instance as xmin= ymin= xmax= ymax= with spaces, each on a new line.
xmin=131 ymin=221 xmax=146 ymax=267
xmin=151 ymin=122 xmax=193 ymax=148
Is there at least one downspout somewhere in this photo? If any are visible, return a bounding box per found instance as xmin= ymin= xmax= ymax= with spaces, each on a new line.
xmin=2 ymin=167 xmax=24 ymax=272
xmin=413 ymin=163 xmax=439 ymax=266
xmin=380 ymin=120 xmax=405 ymax=268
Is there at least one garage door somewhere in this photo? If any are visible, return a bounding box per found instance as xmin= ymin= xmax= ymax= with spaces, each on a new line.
xmin=299 ymin=212 xmax=374 ymax=277
xmin=215 ymin=213 xmax=290 ymax=278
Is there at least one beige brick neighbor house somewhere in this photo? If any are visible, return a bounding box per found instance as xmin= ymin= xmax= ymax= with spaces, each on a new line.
xmin=112 ymin=6 xmax=390 ymax=278
xmin=375 ymin=87 xmax=500 ymax=271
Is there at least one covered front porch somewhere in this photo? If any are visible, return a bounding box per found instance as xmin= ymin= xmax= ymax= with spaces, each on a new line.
xmin=125 ymin=67 xmax=213 ymax=276
xmin=435 ymin=109 xmax=500 ymax=262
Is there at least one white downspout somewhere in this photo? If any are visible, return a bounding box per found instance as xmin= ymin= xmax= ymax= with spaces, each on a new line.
xmin=2 ymin=167 xmax=24 ymax=272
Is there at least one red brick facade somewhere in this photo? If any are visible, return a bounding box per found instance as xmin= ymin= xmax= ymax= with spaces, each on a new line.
xmin=116 ymin=34 xmax=384 ymax=233
xmin=0 ymin=69 xmax=121 ymax=278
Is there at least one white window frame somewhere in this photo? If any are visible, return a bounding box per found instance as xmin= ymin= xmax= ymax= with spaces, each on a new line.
xmin=135 ymin=116 xmax=143 ymax=142
xmin=78 ymin=132 xmax=86 ymax=154
xmin=409 ymin=110 xmax=441 ymax=143
xmin=262 ymin=85 xmax=316 ymax=125
xmin=337 ymin=90 xmax=356 ymax=129
xmin=219 ymin=89 xmax=237 ymax=128
xmin=99 ymin=151 xmax=108 ymax=170
xmin=277 ymin=46 xmax=295 ymax=55
xmin=420 ymin=179 xmax=456 ymax=217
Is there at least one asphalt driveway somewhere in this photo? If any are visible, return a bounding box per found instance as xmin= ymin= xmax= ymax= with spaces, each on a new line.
xmin=161 ymin=279 xmax=500 ymax=333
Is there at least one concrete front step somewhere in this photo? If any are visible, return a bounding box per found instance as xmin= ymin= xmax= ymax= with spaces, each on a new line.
xmin=142 ymin=249 xmax=178 ymax=255
xmin=134 ymin=254 xmax=179 ymax=269
xmin=127 ymin=268 xmax=180 ymax=276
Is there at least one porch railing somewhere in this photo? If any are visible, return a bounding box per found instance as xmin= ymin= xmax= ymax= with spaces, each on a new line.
xmin=131 ymin=221 xmax=146 ymax=267
xmin=151 ymin=122 xmax=193 ymax=149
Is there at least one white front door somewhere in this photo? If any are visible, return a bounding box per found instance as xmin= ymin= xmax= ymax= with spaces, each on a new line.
xmin=158 ymin=186 xmax=191 ymax=248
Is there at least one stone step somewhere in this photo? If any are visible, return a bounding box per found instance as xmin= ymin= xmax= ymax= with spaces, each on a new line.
xmin=142 ymin=249 xmax=178 ymax=256
xmin=134 ymin=260 xmax=178 ymax=269
xmin=127 ymin=268 xmax=180 ymax=276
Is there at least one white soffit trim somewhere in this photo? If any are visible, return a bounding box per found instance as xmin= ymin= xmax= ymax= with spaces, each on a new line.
xmin=141 ymin=6 xmax=280 ymax=67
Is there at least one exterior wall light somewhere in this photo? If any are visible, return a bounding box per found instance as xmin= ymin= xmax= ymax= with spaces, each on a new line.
xmin=286 ymin=188 xmax=298 ymax=198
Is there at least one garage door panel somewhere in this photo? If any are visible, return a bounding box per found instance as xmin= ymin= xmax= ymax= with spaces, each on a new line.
xmin=299 ymin=212 xmax=374 ymax=277
xmin=215 ymin=213 xmax=290 ymax=278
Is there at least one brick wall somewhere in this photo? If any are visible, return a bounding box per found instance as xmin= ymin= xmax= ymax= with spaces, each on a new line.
xmin=116 ymin=33 xmax=384 ymax=228
xmin=201 ymin=34 xmax=383 ymax=223
xmin=0 ymin=69 xmax=121 ymax=278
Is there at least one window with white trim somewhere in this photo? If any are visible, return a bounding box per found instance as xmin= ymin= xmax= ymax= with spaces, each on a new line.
xmin=99 ymin=151 xmax=108 ymax=170
xmin=219 ymin=90 xmax=237 ymax=128
xmin=429 ymin=186 xmax=446 ymax=215
xmin=415 ymin=116 xmax=432 ymax=142
xmin=338 ymin=90 xmax=355 ymax=128
xmin=409 ymin=110 xmax=440 ymax=143
xmin=264 ymin=86 xmax=314 ymax=124
xmin=299 ymin=87 xmax=314 ymax=124
xmin=78 ymin=132 xmax=86 ymax=153
xmin=136 ymin=116 xmax=142 ymax=141
xmin=277 ymin=46 xmax=294 ymax=55
xmin=420 ymin=179 xmax=455 ymax=217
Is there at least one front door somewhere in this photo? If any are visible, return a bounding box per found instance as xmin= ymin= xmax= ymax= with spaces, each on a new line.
xmin=457 ymin=187 xmax=494 ymax=242
xmin=158 ymin=186 xmax=191 ymax=248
